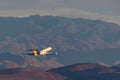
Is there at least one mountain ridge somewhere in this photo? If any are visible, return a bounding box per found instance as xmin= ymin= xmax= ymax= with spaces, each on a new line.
xmin=49 ymin=63 xmax=120 ymax=80
xmin=0 ymin=63 xmax=120 ymax=80
xmin=0 ymin=15 xmax=120 ymax=68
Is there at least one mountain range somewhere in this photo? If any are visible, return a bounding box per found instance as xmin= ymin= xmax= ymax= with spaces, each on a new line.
xmin=0 ymin=63 xmax=120 ymax=80
xmin=0 ymin=15 xmax=120 ymax=69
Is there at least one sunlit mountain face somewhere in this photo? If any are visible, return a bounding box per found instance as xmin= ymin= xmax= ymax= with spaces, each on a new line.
xmin=0 ymin=15 xmax=120 ymax=69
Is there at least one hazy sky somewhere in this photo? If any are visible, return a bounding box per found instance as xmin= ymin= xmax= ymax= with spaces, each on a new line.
xmin=0 ymin=0 xmax=119 ymax=24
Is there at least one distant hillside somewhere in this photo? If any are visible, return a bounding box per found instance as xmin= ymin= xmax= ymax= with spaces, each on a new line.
xmin=0 ymin=68 xmax=65 ymax=80
xmin=0 ymin=63 xmax=120 ymax=80
xmin=0 ymin=15 xmax=120 ymax=68
xmin=49 ymin=63 xmax=120 ymax=80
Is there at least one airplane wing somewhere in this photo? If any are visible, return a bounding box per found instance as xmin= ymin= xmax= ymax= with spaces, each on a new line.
xmin=26 ymin=49 xmax=39 ymax=56
xmin=46 ymin=52 xmax=58 ymax=55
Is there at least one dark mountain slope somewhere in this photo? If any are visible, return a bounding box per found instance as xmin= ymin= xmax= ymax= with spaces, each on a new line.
xmin=50 ymin=63 xmax=120 ymax=80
